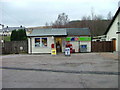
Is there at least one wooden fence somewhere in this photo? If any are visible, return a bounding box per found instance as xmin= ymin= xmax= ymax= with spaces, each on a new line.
xmin=1 ymin=40 xmax=28 ymax=54
xmin=91 ymin=41 xmax=113 ymax=52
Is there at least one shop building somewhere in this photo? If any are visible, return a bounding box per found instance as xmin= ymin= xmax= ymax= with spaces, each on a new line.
xmin=27 ymin=28 xmax=91 ymax=54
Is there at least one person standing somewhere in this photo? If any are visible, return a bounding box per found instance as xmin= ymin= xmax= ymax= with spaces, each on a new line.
xmin=56 ymin=41 xmax=61 ymax=52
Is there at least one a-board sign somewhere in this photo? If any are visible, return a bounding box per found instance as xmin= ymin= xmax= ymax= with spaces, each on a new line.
xmin=65 ymin=48 xmax=70 ymax=56
xmin=51 ymin=48 xmax=56 ymax=55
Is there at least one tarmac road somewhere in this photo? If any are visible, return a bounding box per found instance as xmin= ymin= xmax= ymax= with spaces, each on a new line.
xmin=1 ymin=53 xmax=119 ymax=88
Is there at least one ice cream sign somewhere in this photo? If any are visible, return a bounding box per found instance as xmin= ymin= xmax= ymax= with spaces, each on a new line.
xmin=66 ymin=37 xmax=91 ymax=41
xmin=70 ymin=37 xmax=79 ymax=41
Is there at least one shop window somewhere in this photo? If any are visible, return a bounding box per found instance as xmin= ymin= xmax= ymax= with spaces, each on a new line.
xmin=35 ymin=38 xmax=47 ymax=47
xmin=35 ymin=38 xmax=40 ymax=47
xmin=81 ymin=45 xmax=87 ymax=48
xmin=42 ymin=38 xmax=47 ymax=47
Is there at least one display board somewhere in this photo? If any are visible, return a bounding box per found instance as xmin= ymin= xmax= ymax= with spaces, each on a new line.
xmin=51 ymin=48 xmax=56 ymax=55
xmin=66 ymin=37 xmax=91 ymax=41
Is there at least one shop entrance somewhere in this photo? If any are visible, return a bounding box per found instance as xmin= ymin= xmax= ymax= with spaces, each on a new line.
xmin=55 ymin=37 xmax=62 ymax=52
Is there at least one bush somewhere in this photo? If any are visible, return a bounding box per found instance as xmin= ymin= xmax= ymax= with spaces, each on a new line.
xmin=11 ymin=29 xmax=27 ymax=41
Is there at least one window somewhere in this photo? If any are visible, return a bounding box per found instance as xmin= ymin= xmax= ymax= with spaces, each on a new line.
xmin=35 ymin=38 xmax=47 ymax=47
xmin=102 ymin=39 xmax=106 ymax=41
xmin=35 ymin=38 xmax=40 ymax=47
xmin=81 ymin=45 xmax=87 ymax=48
xmin=42 ymin=38 xmax=47 ymax=47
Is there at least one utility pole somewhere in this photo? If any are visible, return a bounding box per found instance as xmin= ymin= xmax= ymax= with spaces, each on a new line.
xmin=0 ymin=24 xmax=4 ymax=44
xmin=0 ymin=24 xmax=5 ymax=54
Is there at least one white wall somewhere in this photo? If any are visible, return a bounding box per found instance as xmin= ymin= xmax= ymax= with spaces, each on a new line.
xmin=118 ymin=34 xmax=120 ymax=59
xmin=62 ymin=37 xmax=66 ymax=52
xmin=28 ymin=36 xmax=54 ymax=54
xmin=28 ymin=36 xmax=92 ymax=53
xmin=106 ymin=13 xmax=119 ymax=51
xmin=28 ymin=38 xmax=31 ymax=54
xmin=0 ymin=32 xmax=11 ymax=36
xmin=118 ymin=12 xmax=120 ymax=52
xmin=70 ymin=41 xmax=79 ymax=52
xmin=68 ymin=41 xmax=91 ymax=52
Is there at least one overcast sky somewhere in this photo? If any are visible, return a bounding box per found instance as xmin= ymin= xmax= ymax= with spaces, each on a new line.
xmin=0 ymin=0 xmax=120 ymax=27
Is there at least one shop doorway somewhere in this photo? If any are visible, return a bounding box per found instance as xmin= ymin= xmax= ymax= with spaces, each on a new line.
xmin=55 ymin=37 xmax=62 ymax=52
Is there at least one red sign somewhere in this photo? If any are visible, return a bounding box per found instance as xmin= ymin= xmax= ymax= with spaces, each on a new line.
xmin=75 ymin=37 xmax=78 ymax=41
xmin=51 ymin=44 xmax=54 ymax=48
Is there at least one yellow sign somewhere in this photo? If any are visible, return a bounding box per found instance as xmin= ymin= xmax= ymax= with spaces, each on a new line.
xmin=51 ymin=48 xmax=56 ymax=55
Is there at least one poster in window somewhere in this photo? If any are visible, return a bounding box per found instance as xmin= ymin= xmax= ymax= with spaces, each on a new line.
xmin=35 ymin=38 xmax=40 ymax=47
xmin=42 ymin=38 xmax=47 ymax=47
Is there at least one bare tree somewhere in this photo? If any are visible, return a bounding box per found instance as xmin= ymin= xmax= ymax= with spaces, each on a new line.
xmin=82 ymin=15 xmax=91 ymax=20
xmin=94 ymin=15 xmax=104 ymax=20
xmin=45 ymin=22 xmax=49 ymax=27
xmin=82 ymin=16 xmax=87 ymax=20
xmin=52 ymin=13 xmax=69 ymax=28
xmin=91 ymin=7 xmax=95 ymax=20
xmin=86 ymin=16 xmax=91 ymax=20
xmin=107 ymin=11 xmax=112 ymax=20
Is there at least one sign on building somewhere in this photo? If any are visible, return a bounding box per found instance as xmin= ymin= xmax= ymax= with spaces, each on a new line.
xmin=66 ymin=37 xmax=91 ymax=41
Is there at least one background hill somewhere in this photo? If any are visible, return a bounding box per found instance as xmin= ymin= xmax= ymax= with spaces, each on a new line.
xmin=66 ymin=20 xmax=111 ymax=36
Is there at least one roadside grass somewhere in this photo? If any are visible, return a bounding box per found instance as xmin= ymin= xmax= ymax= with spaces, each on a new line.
xmin=0 ymin=36 xmax=11 ymax=41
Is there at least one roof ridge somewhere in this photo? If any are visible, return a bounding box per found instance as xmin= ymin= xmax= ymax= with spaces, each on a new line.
xmin=104 ymin=7 xmax=120 ymax=35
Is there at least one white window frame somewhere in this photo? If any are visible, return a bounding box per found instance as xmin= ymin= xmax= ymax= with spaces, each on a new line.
xmin=35 ymin=37 xmax=47 ymax=47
